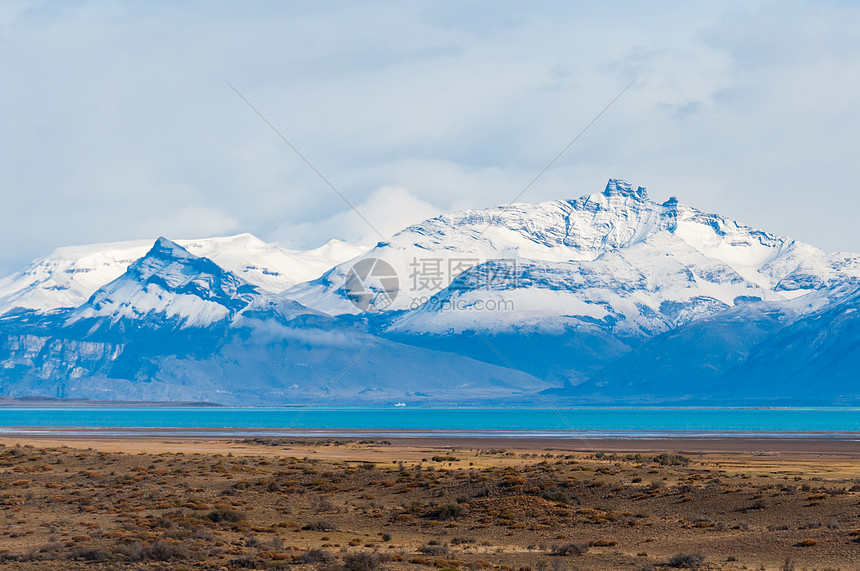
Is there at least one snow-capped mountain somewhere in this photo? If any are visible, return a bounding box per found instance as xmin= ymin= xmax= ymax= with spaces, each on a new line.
xmin=1 ymin=179 xmax=859 ymax=405
xmin=366 ymin=180 xmax=860 ymax=392
xmin=179 ymin=234 xmax=367 ymax=295
xmin=0 ymin=238 xmax=546 ymax=405
xmin=67 ymin=237 xmax=262 ymax=329
xmin=0 ymin=238 xmax=153 ymax=315
xmin=287 ymin=180 xmax=860 ymax=328
xmin=0 ymin=233 xmax=366 ymax=316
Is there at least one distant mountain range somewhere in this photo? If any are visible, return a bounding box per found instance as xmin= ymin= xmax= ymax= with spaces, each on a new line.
xmin=1 ymin=179 xmax=858 ymax=405
xmin=0 ymin=233 xmax=367 ymax=314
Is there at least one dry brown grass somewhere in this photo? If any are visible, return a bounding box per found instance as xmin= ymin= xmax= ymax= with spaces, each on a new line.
xmin=0 ymin=441 xmax=857 ymax=569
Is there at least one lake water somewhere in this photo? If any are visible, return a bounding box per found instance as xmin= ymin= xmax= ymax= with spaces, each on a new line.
xmin=0 ymin=407 xmax=858 ymax=437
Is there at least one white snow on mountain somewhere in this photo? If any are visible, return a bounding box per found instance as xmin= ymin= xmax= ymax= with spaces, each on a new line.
xmin=68 ymin=238 xmax=260 ymax=328
xmin=0 ymin=239 xmax=153 ymax=316
xmin=181 ymin=234 xmax=367 ymax=294
xmin=286 ymin=180 xmax=860 ymax=329
xmin=4 ymin=178 xmax=859 ymax=339
xmin=0 ymin=234 xmax=366 ymax=316
xmin=3 ymin=179 xmax=860 ymax=405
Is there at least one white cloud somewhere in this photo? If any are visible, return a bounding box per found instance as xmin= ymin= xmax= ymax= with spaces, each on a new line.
xmin=1 ymin=1 xmax=860 ymax=273
xmin=274 ymin=185 xmax=441 ymax=248
xmin=138 ymin=206 xmax=241 ymax=242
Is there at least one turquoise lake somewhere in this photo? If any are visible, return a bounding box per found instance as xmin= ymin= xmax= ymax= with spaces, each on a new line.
xmin=0 ymin=408 xmax=858 ymax=434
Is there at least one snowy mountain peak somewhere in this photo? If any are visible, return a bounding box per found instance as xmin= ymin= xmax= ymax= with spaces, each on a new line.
xmin=602 ymin=178 xmax=647 ymax=200
xmin=128 ymin=238 xmax=218 ymax=286
xmin=286 ymin=178 xmax=860 ymax=318
xmin=150 ymin=237 xmax=195 ymax=261
xmin=71 ymin=238 xmax=260 ymax=328
xmin=0 ymin=234 xmax=368 ymax=316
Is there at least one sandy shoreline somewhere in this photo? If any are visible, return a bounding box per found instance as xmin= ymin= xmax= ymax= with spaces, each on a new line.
xmin=0 ymin=426 xmax=858 ymax=455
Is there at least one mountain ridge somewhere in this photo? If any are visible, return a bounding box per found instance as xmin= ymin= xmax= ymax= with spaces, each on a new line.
xmin=286 ymin=179 xmax=859 ymax=319
xmin=0 ymin=234 xmax=367 ymax=316
xmin=1 ymin=179 xmax=858 ymax=405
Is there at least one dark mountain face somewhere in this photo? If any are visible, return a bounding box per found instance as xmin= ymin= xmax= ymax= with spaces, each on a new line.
xmin=721 ymin=286 xmax=860 ymax=402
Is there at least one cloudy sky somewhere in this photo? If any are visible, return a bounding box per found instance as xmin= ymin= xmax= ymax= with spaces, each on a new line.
xmin=1 ymin=1 xmax=859 ymax=274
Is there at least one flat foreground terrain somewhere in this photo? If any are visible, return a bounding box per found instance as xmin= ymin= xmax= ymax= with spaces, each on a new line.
xmin=0 ymin=436 xmax=858 ymax=570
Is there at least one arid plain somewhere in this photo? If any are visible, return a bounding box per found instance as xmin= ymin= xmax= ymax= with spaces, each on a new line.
xmin=0 ymin=435 xmax=858 ymax=570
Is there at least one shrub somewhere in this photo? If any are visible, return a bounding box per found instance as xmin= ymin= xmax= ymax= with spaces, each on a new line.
xmin=419 ymin=544 xmax=450 ymax=556
xmin=70 ymin=548 xmax=107 ymax=562
xmin=541 ymin=490 xmax=571 ymax=504
xmin=667 ymin=552 xmax=706 ymax=568
xmin=115 ymin=540 xmax=190 ymax=562
xmin=207 ymin=508 xmax=245 ymax=523
xmin=146 ymin=540 xmax=190 ymax=561
xmin=343 ymin=552 xmax=386 ymax=571
xmin=551 ymin=543 xmax=588 ymax=556
xmin=426 ymin=504 xmax=462 ymax=520
xmin=298 ymin=549 xmax=335 ymax=564
xmin=302 ymin=520 xmax=337 ymax=532
xmin=115 ymin=542 xmax=145 ymax=561
xmin=747 ymin=499 xmax=769 ymax=510
xmin=653 ymin=453 xmax=691 ymax=466
xmin=229 ymin=555 xmax=261 ymax=568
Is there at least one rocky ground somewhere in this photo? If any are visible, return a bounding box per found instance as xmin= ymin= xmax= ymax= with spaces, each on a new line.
xmin=0 ymin=439 xmax=858 ymax=570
